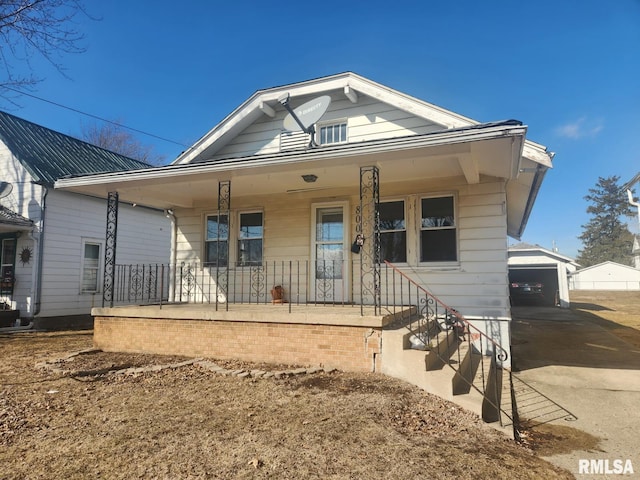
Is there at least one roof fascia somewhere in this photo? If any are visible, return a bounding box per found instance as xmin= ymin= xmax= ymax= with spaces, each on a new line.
xmin=509 ymin=246 xmax=576 ymax=264
xmin=57 ymin=123 xmax=527 ymax=190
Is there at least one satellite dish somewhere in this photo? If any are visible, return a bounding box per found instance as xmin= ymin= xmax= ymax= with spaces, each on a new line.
xmin=278 ymin=94 xmax=331 ymax=147
xmin=0 ymin=182 xmax=12 ymax=199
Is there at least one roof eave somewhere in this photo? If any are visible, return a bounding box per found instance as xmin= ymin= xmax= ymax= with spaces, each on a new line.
xmin=57 ymin=123 xmax=528 ymax=192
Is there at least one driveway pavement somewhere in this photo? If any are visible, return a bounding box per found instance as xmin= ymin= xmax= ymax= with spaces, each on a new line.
xmin=511 ymin=306 xmax=640 ymax=479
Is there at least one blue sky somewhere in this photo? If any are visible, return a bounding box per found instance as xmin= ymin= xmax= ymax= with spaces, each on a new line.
xmin=3 ymin=0 xmax=639 ymax=258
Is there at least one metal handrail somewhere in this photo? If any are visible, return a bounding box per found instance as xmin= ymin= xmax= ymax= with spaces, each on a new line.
xmin=383 ymin=260 xmax=518 ymax=434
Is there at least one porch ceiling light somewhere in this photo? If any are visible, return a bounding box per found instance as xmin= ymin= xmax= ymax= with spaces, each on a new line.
xmin=302 ymin=174 xmax=318 ymax=183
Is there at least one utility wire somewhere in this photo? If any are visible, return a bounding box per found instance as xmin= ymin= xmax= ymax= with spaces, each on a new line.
xmin=1 ymin=86 xmax=190 ymax=147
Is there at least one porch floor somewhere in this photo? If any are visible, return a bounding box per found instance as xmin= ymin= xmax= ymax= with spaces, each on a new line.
xmin=92 ymin=303 xmax=413 ymax=329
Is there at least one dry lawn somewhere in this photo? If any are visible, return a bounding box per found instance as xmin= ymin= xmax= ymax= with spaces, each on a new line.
xmin=0 ymin=331 xmax=573 ymax=479
xmin=570 ymin=290 xmax=640 ymax=348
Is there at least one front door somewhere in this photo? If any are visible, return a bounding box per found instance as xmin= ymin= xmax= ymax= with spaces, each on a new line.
xmin=312 ymin=203 xmax=349 ymax=303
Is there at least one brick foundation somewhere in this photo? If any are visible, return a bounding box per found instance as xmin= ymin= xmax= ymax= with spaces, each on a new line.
xmin=94 ymin=316 xmax=383 ymax=372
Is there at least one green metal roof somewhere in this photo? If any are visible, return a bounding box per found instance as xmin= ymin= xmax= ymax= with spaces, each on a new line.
xmin=0 ymin=111 xmax=152 ymax=186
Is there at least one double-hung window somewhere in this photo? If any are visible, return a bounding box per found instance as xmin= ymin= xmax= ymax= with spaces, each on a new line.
xmin=238 ymin=212 xmax=263 ymax=266
xmin=379 ymin=201 xmax=407 ymax=263
xmin=205 ymin=214 xmax=229 ymax=267
xmin=81 ymin=241 xmax=101 ymax=293
xmin=420 ymin=196 xmax=457 ymax=262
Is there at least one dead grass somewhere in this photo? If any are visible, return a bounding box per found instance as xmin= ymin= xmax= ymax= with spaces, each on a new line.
xmin=0 ymin=331 xmax=573 ymax=479
xmin=570 ymin=290 xmax=640 ymax=348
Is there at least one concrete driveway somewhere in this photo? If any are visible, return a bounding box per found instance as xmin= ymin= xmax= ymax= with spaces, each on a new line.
xmin=511 ymin=306 xmax=640 ymax=479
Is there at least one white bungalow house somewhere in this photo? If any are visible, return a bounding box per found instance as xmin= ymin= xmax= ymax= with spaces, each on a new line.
xmin=569 ymin=261 xmax=640 ymax=291
xmin=54 ymin=73 xmax=554 ymax=427
xmin=0 ymin=111 xmax=171 ymax=329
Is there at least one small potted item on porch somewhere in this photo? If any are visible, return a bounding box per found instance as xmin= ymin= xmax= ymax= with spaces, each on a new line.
xmin=270 ymin=285 xmax=286 ymax=304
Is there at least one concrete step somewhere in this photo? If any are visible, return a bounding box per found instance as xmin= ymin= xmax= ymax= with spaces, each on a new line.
xmin=382 ymin=324 xmax=515 ymax=433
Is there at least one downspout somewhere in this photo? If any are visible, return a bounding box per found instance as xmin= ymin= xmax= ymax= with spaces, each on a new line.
xmin=32 ymin=185 xmax=48 ymax=318
xmin=164 ymin=209 xmax=176 ymax=302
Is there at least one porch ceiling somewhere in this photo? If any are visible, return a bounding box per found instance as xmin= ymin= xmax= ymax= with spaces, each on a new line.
xmin=54 ymin=132 xmax=526 ymax=211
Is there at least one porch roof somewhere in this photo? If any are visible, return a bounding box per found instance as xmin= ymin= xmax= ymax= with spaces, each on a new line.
xmin=54 ymin=121 xmax=547 ymax=239
xmin=0 ymin=205 xmax=34 ymax=233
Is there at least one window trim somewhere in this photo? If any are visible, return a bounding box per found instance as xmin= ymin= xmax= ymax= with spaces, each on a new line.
xmin=379 ymin=198 xmax=408 ymax=265
xmin=317 ymin=119 xmax=348 ymax=145
xmin=237 ymin=210 xmax=264 ymax=267
xmin=204 ymin=212 xmax=230 ymax=267
xmin=418 ymin=193 xmax=459 ymax=265
xmin=80 ymin=238 xmax=103 ymax=294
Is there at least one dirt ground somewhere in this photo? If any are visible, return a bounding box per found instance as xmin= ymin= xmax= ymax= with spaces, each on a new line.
xmin=0 ymin=332 xmax=574 ymax=479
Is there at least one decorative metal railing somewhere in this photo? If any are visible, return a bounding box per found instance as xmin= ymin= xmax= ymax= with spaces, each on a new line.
xmin=110 ymin=260 xmax=376 ymax=312
xmin=382 ymin=260 xmax=519 ymax=438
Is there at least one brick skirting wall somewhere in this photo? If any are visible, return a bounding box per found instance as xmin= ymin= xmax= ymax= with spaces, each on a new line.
xmin=93 ymin=316 xmax=383 ymax=372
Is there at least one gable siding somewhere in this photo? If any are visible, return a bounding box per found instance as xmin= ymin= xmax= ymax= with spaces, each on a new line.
xmin=208 ymin=95 xmax=446 ymax=161
xmin=38 ymin=190 xmax=170 ymax=317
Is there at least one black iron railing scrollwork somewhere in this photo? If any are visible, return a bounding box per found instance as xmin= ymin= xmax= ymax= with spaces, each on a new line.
xmin=357 ymin=165 xmax=381 ymax=314
xmin=382 ymin=260 xmax=519 ymax=437
xmin=103 ymin=192 xmax=119 ymax=307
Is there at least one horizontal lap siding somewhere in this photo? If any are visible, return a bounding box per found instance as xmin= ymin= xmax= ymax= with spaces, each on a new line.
xmin=175 ymin=181 xmax=509 ymax=319
xmin=422 ymin=181 xmax=508 ymax=317
xmin=39 ymin=191 xmax=170 ymax=317
xmin=210 ymin=96 xmax=447 ymax=160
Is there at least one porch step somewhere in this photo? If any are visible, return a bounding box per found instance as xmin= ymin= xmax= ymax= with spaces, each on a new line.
xmin=382 ymin=323 xmax=514 ymax=431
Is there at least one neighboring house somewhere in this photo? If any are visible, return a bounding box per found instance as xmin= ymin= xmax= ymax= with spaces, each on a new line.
xmin=0 ymin=111 xmax=171 ymax=328
xmin=55 ymin=71 xmax=553 ymax=354
xmin=569 ymin=261 xmax=640 ymax=291
xmin=508 ymin=242 xmax=580 ymax=308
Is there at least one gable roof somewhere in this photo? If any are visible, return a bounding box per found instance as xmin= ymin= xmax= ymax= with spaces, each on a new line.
xmin=570 ymin=260 xmax=640 ymax=276
xmin=508 ymin=242 xmax=579 ymax=265
xmin=0 ymin=111 xmax=152 ymax=186
xmin=173 ymin=72 xmax=554 ymax=168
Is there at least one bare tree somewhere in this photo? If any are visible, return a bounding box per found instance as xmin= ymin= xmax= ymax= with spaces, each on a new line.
xmin=80 ymin=121 xmax=166 ymax=165
xmin=0 ymin=0 xmax=87 ymax=95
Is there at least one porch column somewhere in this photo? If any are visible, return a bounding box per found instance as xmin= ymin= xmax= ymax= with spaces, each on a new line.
xmin=216 ymin=180 xmax=231 ymax=310
xmin=103 ymin=191 xmax=119 ymax=308
xmin=357 ymin=166 xmax=381 ymax=315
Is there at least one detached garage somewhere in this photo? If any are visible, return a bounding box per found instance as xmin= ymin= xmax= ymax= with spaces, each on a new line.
xmin=569 ymin=261 xmax=640 ymax=291
xmin=508 ymin=243 xmax=580 ymax=308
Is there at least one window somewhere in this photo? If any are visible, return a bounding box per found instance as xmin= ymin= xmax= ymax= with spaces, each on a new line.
xmin=81 ymin=242 xmax=101 ymax=293
xmin=319 ymin=122 xmax=347 ymax=145
xmin=205 ymin=214 xmax=229 ymax=267
xmin=238 ymin=212 xmax=263 ymax=266
xmin=420 ymin=196 xmax=457 ymax=262
xmin=379 ymin=201 xmax=406 ymax=263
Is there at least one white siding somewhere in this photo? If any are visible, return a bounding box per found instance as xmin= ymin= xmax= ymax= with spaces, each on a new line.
xmin=38 ymin=190 xmax=170 ymax=317
xmin=570 ymin=262 xmax=640 ymax=291
xmin=209 ymin=94 xmax=445 ymax=161
xmin=173 ymin=179 xmax=510 ymax=319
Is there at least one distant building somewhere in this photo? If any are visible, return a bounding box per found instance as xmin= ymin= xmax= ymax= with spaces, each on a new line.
xmin=0 ymin=111 xmax=171 ymax=329
xmin=569 ymin=261 xmax=640 ymax=291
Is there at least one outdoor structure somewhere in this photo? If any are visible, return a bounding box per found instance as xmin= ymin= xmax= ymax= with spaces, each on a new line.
xmin=0 ymin=111 xmax=171 ymax=329
xmin=508 ymin=243 xmax=580 ymax=308
xmin=569 ymin=261 xmax=640 ymax=291
xmin=55 ymin=73 xmax=554 ymax=426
